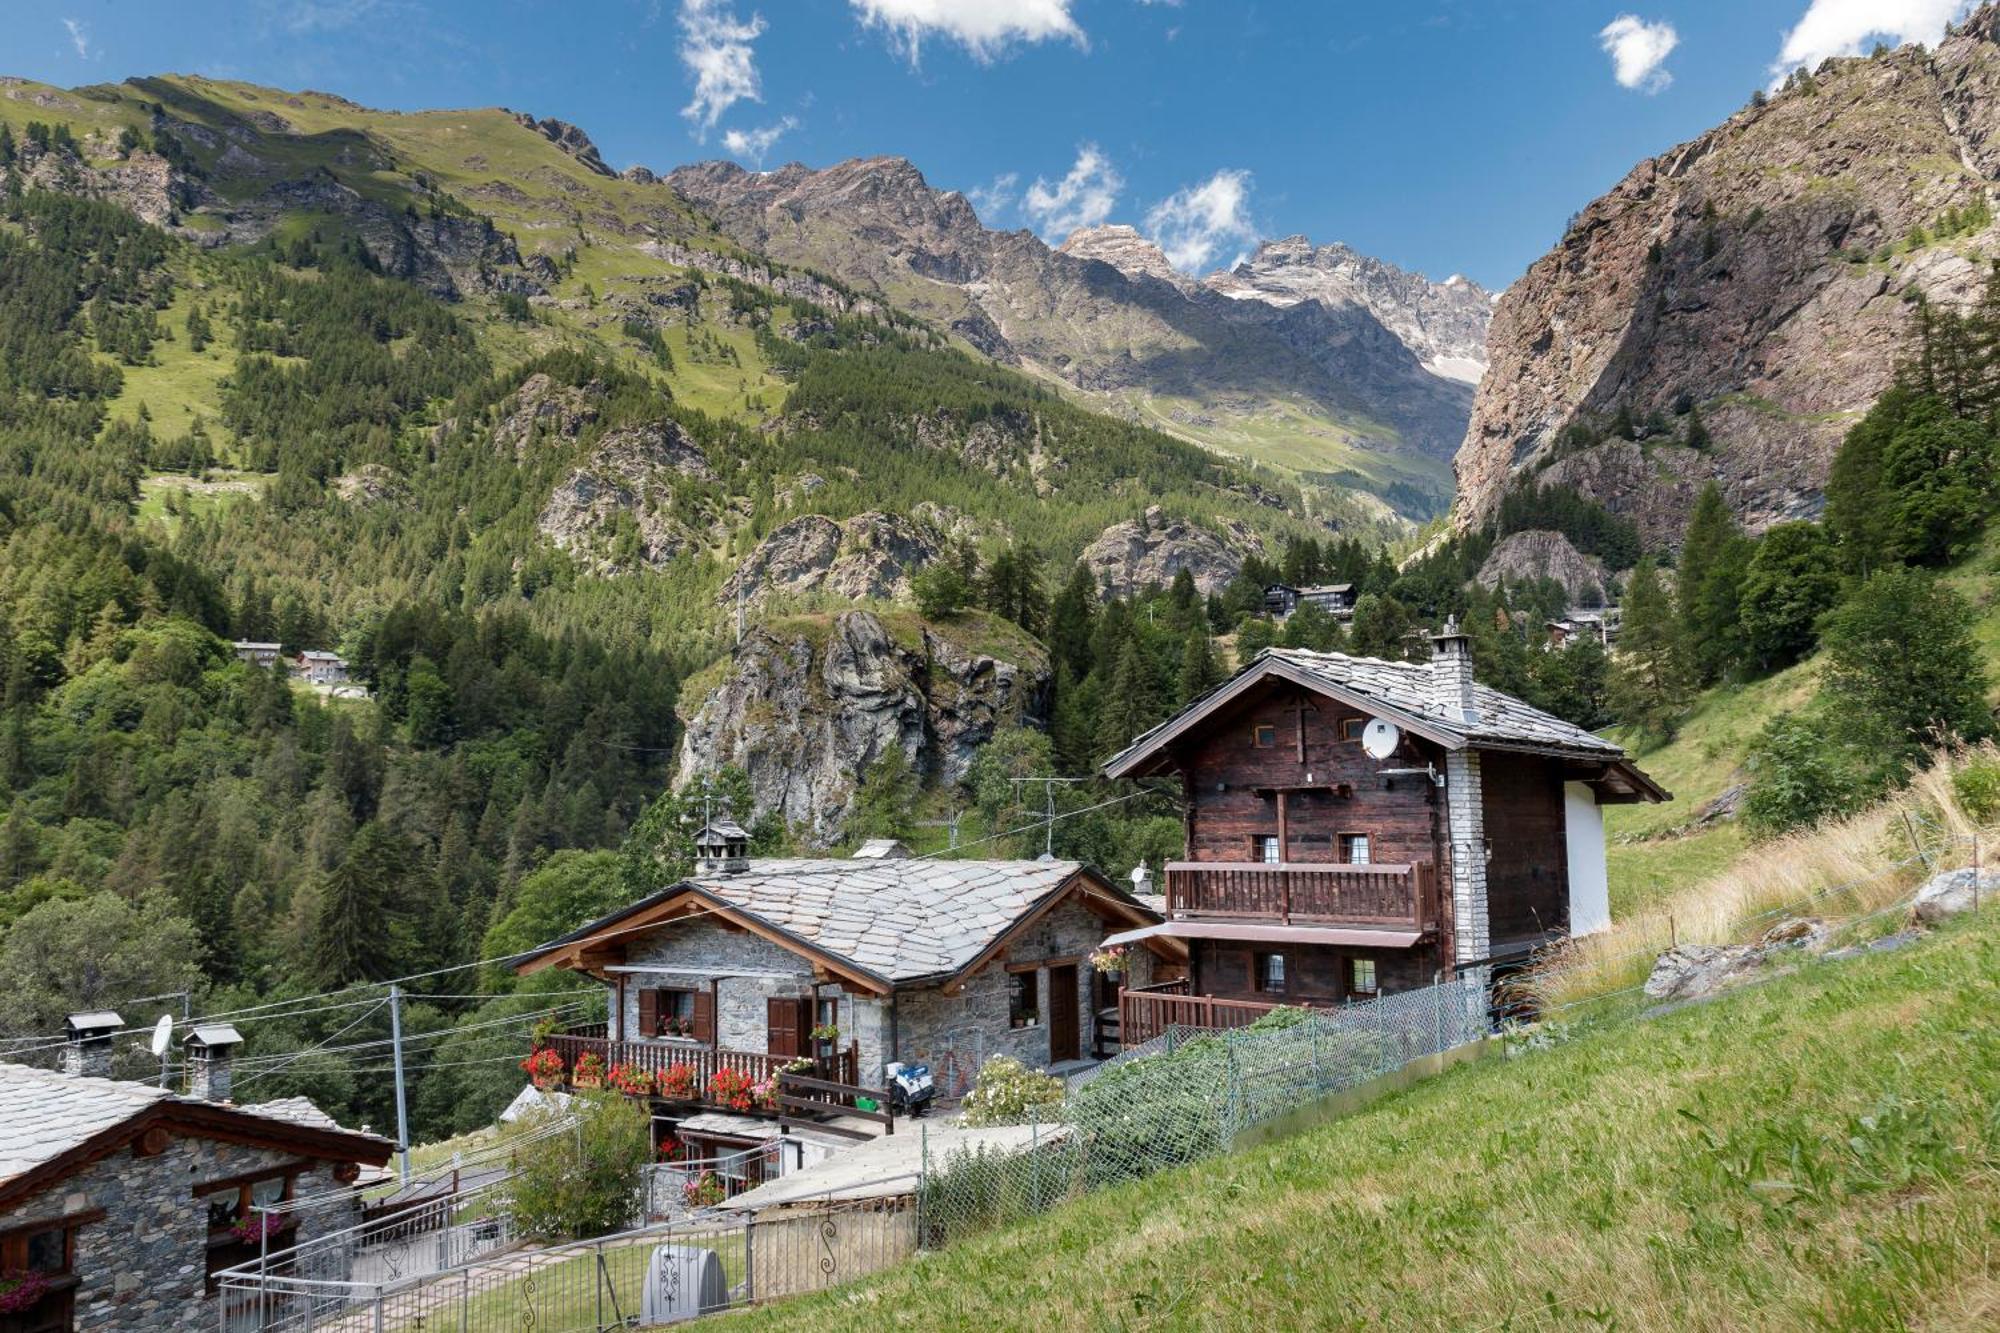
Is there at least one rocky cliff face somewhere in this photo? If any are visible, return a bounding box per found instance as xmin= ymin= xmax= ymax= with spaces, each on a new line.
xmin=1455 ymin=22 xmax=2000 ymax=544
xmin=1475 ymin=530 xmax=1607 ymax=605
xmin=666 ymin=157 xmax=1474 ymax=505
xmin=675 ymin=611 xmax=1050 ymax=844
xmin=537 ymin=420 xmax=713 ymax=574
xmin=1078 ymin=504 xmax=1262 ymax=600
xmin=1205 ymin=236 xmax=1493 ymax=384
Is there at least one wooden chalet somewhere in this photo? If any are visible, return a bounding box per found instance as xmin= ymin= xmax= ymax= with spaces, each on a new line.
xmin=1099 ymin=622 xmax=1665 ymax=1041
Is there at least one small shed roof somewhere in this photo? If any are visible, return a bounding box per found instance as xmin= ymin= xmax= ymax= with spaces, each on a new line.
xmin=724 ymin=1121 xmax=1072 ymax=1211
xmin=64 ymin=1011 xmax=123 ymax=1035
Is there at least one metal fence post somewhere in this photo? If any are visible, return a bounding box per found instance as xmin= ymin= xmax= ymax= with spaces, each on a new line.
xmin=744 ymin=1208 xmax=756 ymax=1305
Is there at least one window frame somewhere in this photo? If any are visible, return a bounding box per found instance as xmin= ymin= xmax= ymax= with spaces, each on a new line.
xmin=1253 ymin=834 xmax=1281 ymax=865
xmin=1338 ymin=832 xmax=1372 ymax=866
xmin=1007 ymin=969 xmax=1040 ymax=1030
xmin=1350 ymin=957 xmax=1378 ymax=998
xmin=645 ymin=986 xmax=700 ymax=1038
xmin=1339 ymin=717 xmax=1367 ymax=743
xmin=1251 ymin=723 xmax=1277 ymax=749
xmin=1254 ymin=952 xmax=1287 ymax=994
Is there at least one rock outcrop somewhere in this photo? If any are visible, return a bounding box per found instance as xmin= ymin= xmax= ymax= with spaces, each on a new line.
xmin=1475 ymin=530 xmax=1607 ymax=605
xmin=721 ymin=511 xmax=944 ymax=609
xmin=1642 ymin=916 xmax=1828 ymax=1004
xmin=1205 ymin=235 xmax=1493 ymax=383
xmin=331 ymin=464 xmax=409 ymax=506
xmin=490 ymin=373 xmax=604 ymax=458
xmin=537 ymin=420 xmax=713 ymax=574
xmin=1058 ymin=224 xmax=1190 ymax=289
xmin=675 ymin=611 xmax=1050 ymax=843
xmin=1078 ymin=505 xmax=1260 ymax=600
xmin=1455 ymin=21 xmax=2000 ymax=543
xmin=1910 ymin=866 xmax=2000 ymax=925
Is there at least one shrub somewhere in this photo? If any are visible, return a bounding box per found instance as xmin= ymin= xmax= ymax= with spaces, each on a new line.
xmin=1742 ymin=713 xmax=1877 ymax=837
xmin=1951 ymin=756 xmax=2000 ymax=825
xmin=912 ymin=563 xmax=971 ymax=619
xmin=958 ymin=1055 xmax=1065 ymax=1128
xmin=508 ymin=1093 xmax=651 ymax=1241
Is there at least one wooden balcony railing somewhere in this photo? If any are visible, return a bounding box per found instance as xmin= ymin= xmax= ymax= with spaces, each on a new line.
xmin=537 ymin=1031 xmax=859 ymax=1109
xmin=1164 ymin=860 xmax=1439 ymax=930
xmin=1118 ymin=979 xmax=1284 ymax=1046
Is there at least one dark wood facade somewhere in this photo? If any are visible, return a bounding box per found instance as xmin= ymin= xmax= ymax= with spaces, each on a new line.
xmin=1163 ymin=681 xmax=1453 ymax=1008
xmin=1479 ymin=750 xmax=1569 ymax=952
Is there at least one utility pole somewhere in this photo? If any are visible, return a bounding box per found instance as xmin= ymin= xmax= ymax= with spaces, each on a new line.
xmin=389 ymin=983 xmax=412 ymax=1183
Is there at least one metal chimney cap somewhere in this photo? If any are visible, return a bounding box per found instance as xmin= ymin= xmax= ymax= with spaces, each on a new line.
xmin=183 ymin=1023 xmax=244 ymax=1050
xmin=65 ymin=1010 xmax=124 ymax=1037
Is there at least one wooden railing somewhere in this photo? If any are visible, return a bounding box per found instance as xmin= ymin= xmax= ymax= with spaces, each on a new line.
xmin=1164 ymin=861 xmax=1439 ymax=929
xmin=1119 ymin=980 xmax=1283 ymax=1046
xmin=538 ymin=1032 xmax=859 ymax=1108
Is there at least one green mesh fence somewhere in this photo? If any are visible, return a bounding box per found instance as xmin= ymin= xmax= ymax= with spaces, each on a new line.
xmin=918 ymin=974 xmax=1488 ymax=1248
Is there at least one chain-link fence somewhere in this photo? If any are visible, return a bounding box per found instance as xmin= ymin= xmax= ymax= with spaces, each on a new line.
xmin=918 ymin=974 xmax=1490 ymax=1247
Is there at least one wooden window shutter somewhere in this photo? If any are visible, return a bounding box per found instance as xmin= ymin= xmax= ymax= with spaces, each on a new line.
xmin=638 ymin=988 xmax=659 ymax=1037
xmin=766 ymin=996 xmax=800 ymax=1057
xmin=693 ymin=989 xmax=716 ymax=1046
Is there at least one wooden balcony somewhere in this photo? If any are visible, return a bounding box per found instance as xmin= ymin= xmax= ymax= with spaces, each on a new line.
xmin=1164 ymin=860 xmax=1439 ymax=930
xmin=1118 ymin=979 xmax=1282 ymax=1046
xmin=536 ymin=1031 xmax=859 ymax=1109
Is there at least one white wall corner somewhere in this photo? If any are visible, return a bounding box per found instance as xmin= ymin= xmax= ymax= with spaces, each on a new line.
xmin=1563 ymin=781 xmax=1611 ymax=937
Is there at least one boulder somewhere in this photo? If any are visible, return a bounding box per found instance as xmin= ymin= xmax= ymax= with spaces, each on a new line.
xmin=1641 ymin=916 xmax=1825 ymax=1003
xmin=721 ymin=512 xmax=943 ymax=609
xmin=1910 ymin=867 xmax=2000 ymax=925
xmin=1079 ymin=505 xmax=1257 ymax=601
xmin=675 ymin=611 xmax=1049 ymax=844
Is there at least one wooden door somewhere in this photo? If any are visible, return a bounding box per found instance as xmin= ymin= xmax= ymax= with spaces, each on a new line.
xmin=766 ymin=996 xmax=807 ymax=1057
xmin=1048 ymin=964 xmax=1080 ymax=1064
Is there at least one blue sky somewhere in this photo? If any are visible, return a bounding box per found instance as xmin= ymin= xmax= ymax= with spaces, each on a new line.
xmin=11 ymin=1 xmax=1975 ymax=288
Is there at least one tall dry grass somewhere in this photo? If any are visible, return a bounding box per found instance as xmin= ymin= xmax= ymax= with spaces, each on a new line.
xmin=1523 ymin=743 xmax=2000 ymax=1011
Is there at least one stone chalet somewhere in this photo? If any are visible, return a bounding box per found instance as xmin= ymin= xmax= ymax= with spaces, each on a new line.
xmin=1096 ymin=625 xmax=1665 ymax=1041
xmin=513 ymin=836 xmax=1177 ymax=1159
xmin=0 ymin=1017 xmax=391 ymax=1333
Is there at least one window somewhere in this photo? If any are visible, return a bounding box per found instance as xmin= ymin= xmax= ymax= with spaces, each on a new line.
xmin=1351 ymin=958 xmax=1378 ymax=997
xmin=0 ymin=1216 xmax=81 ymax=1333
xmin=1251 ymin=723 xmax=1277 ymax=748
xmin=199 ymin=1168 xmax=301 ymax=1289
xmin=1339 ymin=833 xmax=1371 ymax=865
xmin=1255 ymin=953 xmax=1286 ymax=993
xmin=1008 ymin=970 xmax=1039 ymax=1029
xmin=1339 ymin=717 xmax=1366 ymax=742
xmin=641 ymin=987 xmax=699 ymax=1038
xmin=1254 ymin=835 xmax=1281 ymax=864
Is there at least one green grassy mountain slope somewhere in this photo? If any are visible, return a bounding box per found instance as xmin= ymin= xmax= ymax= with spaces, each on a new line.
xmin=727 ymin=915 xmax=2000 ymax=1330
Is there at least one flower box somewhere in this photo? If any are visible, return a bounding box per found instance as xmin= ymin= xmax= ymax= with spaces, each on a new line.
xmin=519 ymin=1047 xmax=564 ymax=1090
xmin=708 ymin=1067 xmax=757 ymax=1113
xmin=572 ymin=1053 xmax=607 ymax=1088
xmin=658 ymin=1063 xmax=698 ymax=1100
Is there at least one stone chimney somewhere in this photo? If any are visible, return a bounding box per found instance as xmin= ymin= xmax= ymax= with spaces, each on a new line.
xmin=1430 ymin=615 xmax=1479 ymax=725
xmin=694 ymin=819 xmax=750 ymax=875
xmin=62 ymin=1011 xmax=123 ymax=1079
xmin=184 ymin=1024 xmax=244 ymax=1103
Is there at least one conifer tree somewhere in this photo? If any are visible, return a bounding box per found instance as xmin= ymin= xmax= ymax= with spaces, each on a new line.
xmin=1177 ymin=629 xmax=1221 ymax=704
xmin=1608 ymin=558 xmax=1692 ymax=739
xmin=1097 ymin=635 xmax=1162 ymax=759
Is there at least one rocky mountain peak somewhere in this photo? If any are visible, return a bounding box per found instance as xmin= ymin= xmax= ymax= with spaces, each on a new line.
xmin=1059 ymin=224 xmax=1188 ymax=287
xmin=1204 ymin=235 xmax=1493 ymax=384
xmin=511 ymin=112 xmax=613 ymax=177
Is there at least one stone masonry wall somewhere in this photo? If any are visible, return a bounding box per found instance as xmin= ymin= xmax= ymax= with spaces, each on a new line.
xmin=895 ymin=895 xmax=1148 ymax=1096
xmin=3 ymin=1135 xmax=358 ymax=1333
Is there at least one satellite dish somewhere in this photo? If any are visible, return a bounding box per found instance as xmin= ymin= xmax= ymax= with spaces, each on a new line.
xmin=149 ymin=1014 xmax=174 ymax=1059
xmin=1361 ymin=718 xmax=1402 ymax=761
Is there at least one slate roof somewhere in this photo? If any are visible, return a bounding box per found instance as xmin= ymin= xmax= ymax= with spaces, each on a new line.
xmin=0 ymin=1062 xmax=387 ymax=1186
xmin=1105 ymin=647 xmax=1635 ymax=777
xmin=686 ymin=858 xmax=1090 ymax=983
xmin=521 ymin=858 xmax=1158 ymax=988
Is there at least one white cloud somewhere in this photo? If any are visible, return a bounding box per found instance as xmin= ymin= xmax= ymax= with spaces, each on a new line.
xmin=679 ymin=0 xmax=766 ymax=134
xmin=1770 ymin=0 xmax=1973 ymax=81
xmin=1598 ymin=15 xmax=1678 ymax=92
xmin=1145 ymin=168 xmax=1256 ymax=273
xmin=721 ymin=116 xmax=798 ymax=166
xmin=850 ymin=0 xmax=1085 ymax=64
xmin=965 ymin=172 xmax=1019 ymax=221
xmin=1022 ymin=145 xmax=1122 ymax=238
xmin=62 ymin=18 xmax=89 ymax=58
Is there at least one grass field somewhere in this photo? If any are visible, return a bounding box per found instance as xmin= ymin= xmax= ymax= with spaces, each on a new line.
xmin=723 ymin=912 xmax=2000 ymax=1331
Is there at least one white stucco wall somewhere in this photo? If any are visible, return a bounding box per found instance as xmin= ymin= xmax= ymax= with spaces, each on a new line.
xmin=1564 ymin=781 xmax=1611 ymax=936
